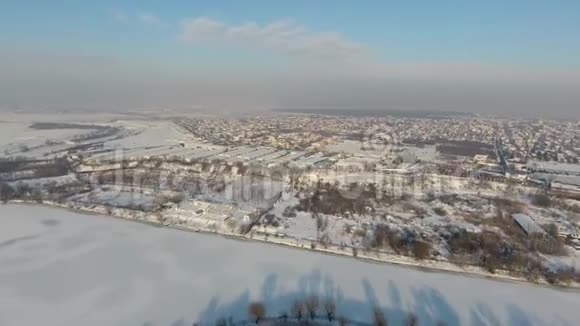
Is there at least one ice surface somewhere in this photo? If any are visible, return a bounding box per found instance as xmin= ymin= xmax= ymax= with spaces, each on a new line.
xmin=104 ymin=120 xmax=191 ymax=149
xmin=1 ymin=204 xmax=580 ymax=326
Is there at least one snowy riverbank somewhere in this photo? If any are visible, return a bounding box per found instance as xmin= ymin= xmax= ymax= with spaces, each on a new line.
xmin=1 ymin=204 xmax=580 ymax=325
xmin=9 ymin=200 xmax=578 ymax=289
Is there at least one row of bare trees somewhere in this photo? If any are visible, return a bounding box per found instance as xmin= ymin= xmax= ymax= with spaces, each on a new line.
xmin=248 ymin=296 xmax=332 ymax=324
xmin=0 ymin=182 xmax=44 ymax=203
xmin=243 ymin=297 xmax=435 ymax=325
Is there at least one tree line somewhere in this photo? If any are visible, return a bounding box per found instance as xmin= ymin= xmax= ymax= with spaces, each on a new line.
xmin=205 ymin=297 xmax=441 ymax=326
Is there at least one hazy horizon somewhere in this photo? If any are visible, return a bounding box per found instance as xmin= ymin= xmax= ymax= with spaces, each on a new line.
xmin=1 ymin=1 xmax=579 ymax=118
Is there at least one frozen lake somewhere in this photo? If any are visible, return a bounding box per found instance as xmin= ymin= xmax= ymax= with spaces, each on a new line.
xmin=1 ymin=204 xmax=579 ymax=326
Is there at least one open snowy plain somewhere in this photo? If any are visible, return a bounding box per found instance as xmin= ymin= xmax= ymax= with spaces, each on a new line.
xmin=1 ymin=204 xmax=579 ymax=326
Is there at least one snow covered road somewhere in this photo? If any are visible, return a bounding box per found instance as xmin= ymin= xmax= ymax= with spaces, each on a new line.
xmin=1 ymin=204 xmax=579 ymax=326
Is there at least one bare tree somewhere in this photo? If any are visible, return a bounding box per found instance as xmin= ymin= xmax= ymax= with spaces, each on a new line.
xmin=324 ymin=298 xmax=336 ymax=321
xmin=531 ymin=192 xmax=551 ymax=207
xmin=0 ymin=182 xmax=15 ymax=203
xmin=248 ymin=302 xmax=266 ymax=324
xmin=405 ymin=313 xmax=418 ymax=326
xmin=412 ymin=241 xmax=431 ymax=260
xmin=215 ymin=318 xmax=227 ymax=326
xmin=30 ymin=188 xmax=43 ymax=203
xmin=315 ymin=213 xmax=323 ymax=240
xmin=373 ymin=307 xmax=387 ymax=326
xmin=279 ymin=312 xmax=289 ymax=324
xmin=305 ymin=295 xmax=319 ymax=320
xmin=291 ymin=300 xmax=304 ymax=321
xmin=544 ymin=223 xmax=559 ymax=239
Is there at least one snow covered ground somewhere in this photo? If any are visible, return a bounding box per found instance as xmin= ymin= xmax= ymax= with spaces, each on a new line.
xmin=0 ymin=120 xmax=87 ymax=158
xmin=103 ymin=120 xmax=193 ymax=149
xmin=0 ymin=114 xmax=195 ymax=160
xmin=68 ymin=189 xmax=158 ymax=211
xmin=1 ymin=204 xmax=580 ymax=326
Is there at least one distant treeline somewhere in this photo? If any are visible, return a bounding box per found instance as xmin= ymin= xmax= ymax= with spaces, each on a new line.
xmin=29 ymin=122 xmax=108 ymax=130
xmin=436 ymin=141 xmax=495 ymax=157
xmin=0 ymin=157 xmax=69 ymax=181
xmin=272 ymin=108 xmax=475 ymax=119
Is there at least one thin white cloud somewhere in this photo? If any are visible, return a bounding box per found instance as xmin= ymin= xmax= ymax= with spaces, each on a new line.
xmin=139 ymin=13 xmax=161 ymax=25
xmin=178 ymin=17 xmax=368 ymax=60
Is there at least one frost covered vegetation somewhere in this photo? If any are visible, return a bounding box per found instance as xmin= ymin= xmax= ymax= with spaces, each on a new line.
xmin=281 ymin=181 xmax=579 ymax=285
xmin=2 ymin=204 xmax=580 ymax=326
xmin=1 ymin=116 xmax=580 ymax=287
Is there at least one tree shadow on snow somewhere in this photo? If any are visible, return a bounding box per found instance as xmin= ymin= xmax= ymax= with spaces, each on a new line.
xmin=142 ymin=269 xmax=540 ymax=326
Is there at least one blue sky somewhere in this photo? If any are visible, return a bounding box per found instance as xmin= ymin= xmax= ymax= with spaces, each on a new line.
xmin=1 ymin=1 xmax=580 ymax=114
xmin=2 ymin=0 xmax=579 ymax=66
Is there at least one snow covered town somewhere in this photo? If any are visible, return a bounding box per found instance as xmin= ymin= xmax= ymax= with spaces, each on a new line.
xmin=2 ymin=110 xmax=580 ymax=286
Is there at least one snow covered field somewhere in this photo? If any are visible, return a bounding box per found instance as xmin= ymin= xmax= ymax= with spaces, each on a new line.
xmin=1 ymin=205 xmax=580 ymax=326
